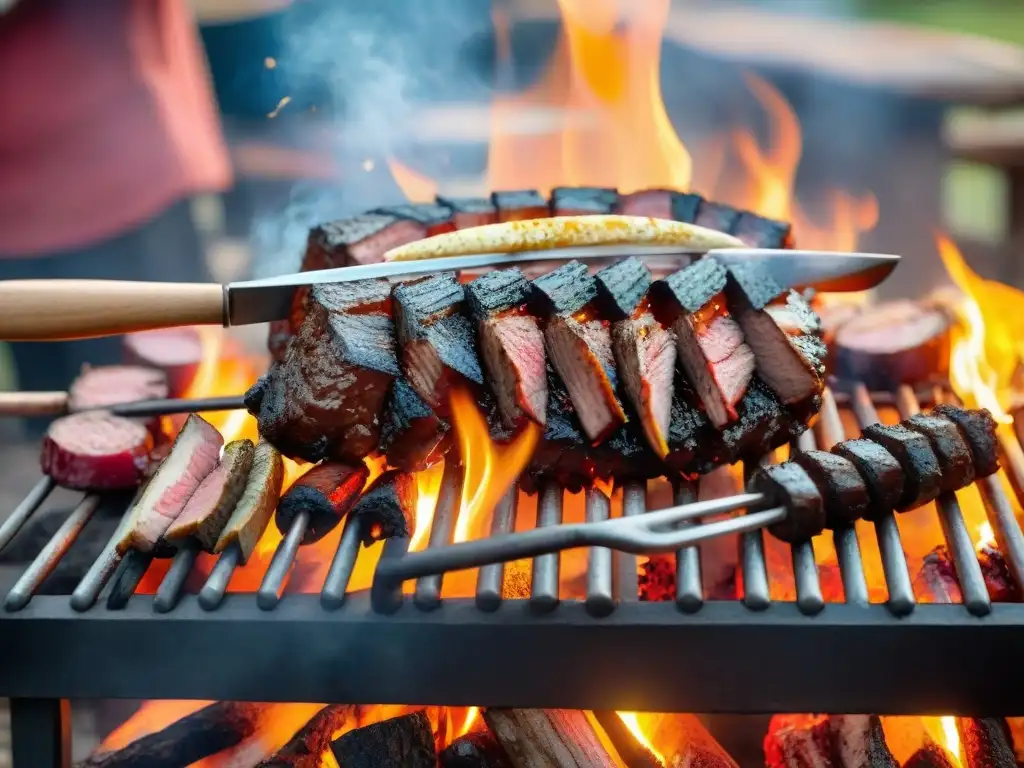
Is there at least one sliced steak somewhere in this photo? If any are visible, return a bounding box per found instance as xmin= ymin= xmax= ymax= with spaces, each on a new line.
xmin=831 ymin=438 xmax=905 ymax=521
xmin=931 ymin=404 xmax=1000 ymax=478
xmin=653 ymin=257 xmax=755 ymax=427
xmin=790 ymin=449 xmax=870 ymax=527
xmin=695 ymin=200 xmax=741 ymax=233
xmin=465 ymin=268 xmax=547 ymax=428
xmin=380 ymin=377 xmax=451 ymax=472
xmin=748 ymin=461 xmax=826 ymax=543
xmin=861 ymin=423 xmax=943 ymax=511
xmin=525 ymin=364 xmax=589 ymax=492
xmin=616 ymin=188 xmax=674 ymax=219
xmin=393 ymin=272 xmax=483 ymax=412
xmin=726 ymin=261 xmax=826 ymax=406
xmin=550 ymin=186 xmax=618 ymax=216
xmin=304 ymin=213 xmax=424 ymax=269
xmin=731 ymin=211 xmax=794 ymax=248
xmin=275 ymin=461 xmax=369 ymax=544
xmin=591 ymin=420 xmax=663 ymax=482
xmin=369 ymin=202 xmax=455 ymax=237
xmin=248 ymin=279 xmax=400 ymax=464
xmin=214 ymin=440 xmax=284 ymax=563
xmin=42 ymin=412 xmax=154 ymax=491
xmin=492 ymin=189 xmax=549 ymax=222
xmin=531 ymin=261 xmax=627 ymax=443
xmin=351 ymin=469 xmax=417 ymax=545
xmin=664 ymin=373 xmax=711 ymax=475
xmin=904 ymin=413 xmax=976 ymax=492
xmin=436 ymin=195 xmax=498 ymax=229
xmin=833 ymin=300 xmax=951 ymax=389
xmin=596 ymin=258 xmax=675 ymax=456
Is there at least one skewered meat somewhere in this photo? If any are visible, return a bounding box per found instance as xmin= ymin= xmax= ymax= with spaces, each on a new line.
xmin=664 ymin=373 xmax=710 ymax=474
xmin=932 ymin=404 xmax=1000 ymax=478
xmin=393 ymin=272 xmax=484 ymax=412
xmin=550 ymin=186 xmax=618 ymax=216
xmin=830 ymin=439 xmax=905 ymax=521
xmin=749 ymin=462 xmax=826 ymax=543
xmin=861 ymin=423 xmax=943 ymax=511
xmin=379 ymin=378 xmax=451 ymax=472
xmin=531 ymin=261 xmax=627 ymax=443
xmin=350 ymin=469 xmax=417 ymax=544
xmin=68 ymin=365 xmax=169 ymax=411
xmin=904 ymin=413 xmax=975 ymax=491
xmin=492 ymin=189 xmax=549 ymax=222
xmin=275 ymin=461 xmax=369 ymax=544
xmin=790 ymin=449 xmax=870 ymax=527
xmin=653 ymin=257 xmax=755 ymax=427
xmin=465 ymin=268 xmax=547 ymax=428
xmin=525 ymin=365 xmax=589 ymax=490
xmin=833 ymin=300 xmax=951 ymax=389
xmin=597 ymin=258 xmax=675 ymax=456
xmin=369 ymin=203 xmax=456 ymax=237
xmin=671 ymin=192 xmax=703 ymax=223
xmin=215 ymin=440 xmax=284 ymax=563
xmin=695 ymin=200 xmax=742 ymax=232
xmin=115 ymin=414 xmax=223 ymax=554
xmin=615 ymin=188 xmax=673 ymax=219
xmin=731 ymin=211 xmax=793 ymax=249
xmin=164 ymin=439 xmax=255 ymax=551
xmin=305 ymin=214 xmax=425 ymax=269
xmin=41 ymin=412 xmax=154 ymax=491
xmin=248 ymin=279 xmax=400 ymax=464
xmin=436 ymin=195 xmax=498 ymax=229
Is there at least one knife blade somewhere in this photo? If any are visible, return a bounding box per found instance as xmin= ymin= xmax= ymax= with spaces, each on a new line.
xmin=226 ymin=245 xmax=900 ymax=327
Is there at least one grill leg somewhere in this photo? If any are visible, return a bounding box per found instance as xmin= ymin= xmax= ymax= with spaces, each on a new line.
xmin=10 ymin=698 xmax=71 ymax=768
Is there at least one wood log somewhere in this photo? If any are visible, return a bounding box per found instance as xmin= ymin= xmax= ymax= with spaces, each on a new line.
xmin=483 ymin=709 xmax=618 ymax=768
xmin=75 ymin=702 xmax=266 ymax=768
xmin=330 ymin=710 xmax=436 ymax=768
xmin=591 ymin=711 xmax=662 ymax=768
xmin=902 ymin=744 xmax=958 ymax=768
xmin=256 ymin=705 xmax=355 ymax=768
xmin=439 ymin=727 xmax=513 ymax=768
xmin=956 ymin=717 xmax=1017 ymax=768
xmin=764 ymin=714 xmax=897 ymax=768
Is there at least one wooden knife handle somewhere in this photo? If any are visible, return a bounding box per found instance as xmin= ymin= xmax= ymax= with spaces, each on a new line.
xmin=0 ymin=391 xmax=68 ymax=417
xmin=0 ymin=280 xmax=225 ymax=340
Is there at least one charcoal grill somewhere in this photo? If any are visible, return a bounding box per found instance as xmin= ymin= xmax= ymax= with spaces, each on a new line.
xmin=2 ymin=382 xmax=1024 ymax=767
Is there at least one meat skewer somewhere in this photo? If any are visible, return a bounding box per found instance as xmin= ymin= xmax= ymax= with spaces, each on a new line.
xmin=435 ymin=195 xmax=498 ymax=229
xmin=274 ymin=461 xmax=368 ymax=544
xmin=369 ymin=202 xmax=456 ymax=238
xmin=350 ymin=469 xmax=418 ymax=545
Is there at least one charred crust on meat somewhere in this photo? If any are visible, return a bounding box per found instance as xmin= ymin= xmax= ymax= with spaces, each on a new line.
xmin=791 ymin=449 xmax=870 ymax=527
xmin=749 ymin=462 xmax=826 ymax=543
xmin=491 ymin=189 xmax=548 ymax=218
xmin=831 ymin=438 xmax=904 ymax=521
xmin=276 ymin=461 xmax=369 ymax=544
xmin=380 ymin=378 xmax=451 ymax=472
xmin=304 ymin=214 xmax=408 ymax=269
xmin=726 ymin=260 xmax=785 ymax=311
xmin=932 ymin=404 xmax=1000 ymax=477
xmin=465 ymin=268 xmax=533 ymax=321
xmin=370 ymin=203 xmax=453 ymax=227
xmin=393 ymin=272 xmax=464 ymax=325
xmin=244 ymin=376 xmax=267 ymax=413
xmin=435 ymin=195 xmax=496 ymax=215
xmin=904 ymin=413 xmax=976 ymax=491
xmin=695 ymin=200 xmax=742 ymax=232
xmin=550 ymin=186 xmax=618 ymax=214
xmin=653 ymin=257 xmax=727 ymax=316
xmin=670 ymin=192 xmax=703 ymax=223
xmin=665 ymin=374 xmax=710 ymax=474
xmin=688 ymin=379 xmax=789 ymax=473
xmin=861 ymin=423 xmax=943 ymax=511
xmin=731 ymin=211 xmax=794 ymax=249
xmin=351 ymin=469 xmax=417 ymax=545
xmin=529 ymin=260 xmax=597 ymax=316
xmin=595 ymin=258 xmax=653 ymax=320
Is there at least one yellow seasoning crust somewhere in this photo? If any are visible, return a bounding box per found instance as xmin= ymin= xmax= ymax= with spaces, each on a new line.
xmin=383 ymin=215 xmax=744 ymax=262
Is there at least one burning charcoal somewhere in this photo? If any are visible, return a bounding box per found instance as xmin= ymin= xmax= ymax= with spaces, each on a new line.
xmin=829 ymin=715 xmax=899 ymax=768
xmin=68 ymin=365 xmax=168 ymax=412
xmin=764 ymin=715 xmax=835 ymax=768
xmin=957 ymin=715 xmax=1017 ymax=768
xmin=350 ymin=469 xmax=417 ymax=545
xmin=861 ymin=423 xmax=942 ymax=512
xmin=163 ymin=438 xmax=255 ymax=552
xmin=639 ymin=554 xmax=676 ymax=601
xmin=380 ymin=377 xmax=451 ymax=472
xmin=484 ymin=709 xmax=619 ymax=767
xmin=466 ymin=268 xmax=547 ymax=428
xmin=215 ymin=440 xmax=284 ymax=563
xmin=915 ymin=545 xmax=964 ymax=604
xmin=695 ymin=200 xmax=742 ymax=232
xmin=256 ymin=705 xmax=354 ymax=768
xmin=833 ymin=301 xmax=951 ymax=390
xmin=393 ymin=272 xmax=484 ymax=411
xmin=831 ymin=439 xmax=905 ymax=521
xmin=616 ymin=188 xmax=674 ymax=219
xmin=748 ymin=461 xmax=826 ymax=543
xmin=653 ymin=258 xmax=755 ymax=428
xmin=275 ymin=461 xmax=369 ymax=544
xmin=903 ymin=744 xmax=959 ymax=768
xmin=977 ymin=542 xmax=1021 ymax=602
xmin=597 ymin=259 xmax=676 ymax=456
xmin=491 ymin=189 xmax=549 ymax=221
xmin=249 ymin=279 xmax=400 ymax=465
xmin=114 ymin=414 xmax=222 ymax=554
xmin=304 ymin=213 xmax=424 ymax=269
xmin=42 ymin=412 xmax=154 ymax=492
xmin=725 ymin=261 xmax=826 ymax=408
xmin=531 ymin=261 xmax=627 ymax=443
xmin=904 ymin=413 xmax=976 ymax=492
xmin=791 ymin=449 xmax=870 ymax=527
xmin=731 ymin=211 xmax=794 ymax=248
xmin=550 ymin=186 xmax=618 ymax=216
xmin=932 ymin=404 xmax=1001 ymax=478
xmin=330 ymin=711 xmax=437 ymax=768
xmin=439 ymin=728 xmax=513 ymax=768
xmin=370 ymin=202 xmax=455 ymax=237
xmin=671 ymin=192 xmax=704 ymax=223
xmin=436 ymin=194 xmax=498 ymax=229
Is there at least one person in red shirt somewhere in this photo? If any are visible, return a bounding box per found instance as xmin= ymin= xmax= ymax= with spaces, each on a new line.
xmin=0 ymin=0 xmax=233 ymax=430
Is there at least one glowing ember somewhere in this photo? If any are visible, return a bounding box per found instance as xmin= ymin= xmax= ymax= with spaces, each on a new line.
xmin=459 ymin=706 xmax=481 ymax=738
xmin=617 ymin=711 xmax=666 ymax=765
xmin=978 ymin=521 xmax=996 ymax=550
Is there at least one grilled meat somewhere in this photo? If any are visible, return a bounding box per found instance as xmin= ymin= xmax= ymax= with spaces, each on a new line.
xmin=350 ymin=469 xmax=417 ymax=545
xmin=694 ymin=200 xmax=742 ymax=232
xmin=436 ymin=195 xmax=498 ymax=229
xmin=379 ymin=377 xmax=451 ymax=472
xmin=653 ymin=257 xmax=755 ymax=427
xmin=664 ymin=373 xmax=711 ymax=474
xmin=904 ymin=413 xmax=975 ymax=492
xmin=524 ymin=364 xmax=589 ymax=491
xmin=860 ymin=423 xmax=943 ymax=511
xmin=164 ymin=439 xmax=255 ymax=551
xmin=215 ymin=440 xmax=284 ymax=563
xmin=42 ymin=412 xmax=154 ymax=491
xmin=749 ymin=461 xmax=826 ymax=543
xmin=248 ymin=279 xmax=400 ymax=465
xmin=671 ymin=192 xmax=704 ymax=223
xmin=531 ymin=261 xmax=627 ymax=443
xmin=592 ymin=420 xmax=662 ymax=482
xmin=275 ymin=461 xmax=369 ymax=544
xmin=465 ymin=268 xmax=547 ymax=428
xmin=790 ymin=449 xmax=870 ymax=527
xmin=616 ymin=188 xmax=674 ymax=219
xmin=731 ymin=211 xmax=793 ymax=248
xmin=492 ymin=189 xmax=549 ymax=222
xmin=830 ymin=438 xmax=905 ymax=521
xmin=305 ymin=214 xmax=424 ymax=269
xmin=550 ymin=186 xmax=618 ymax=216
xmin=931 ymin=404 xmax=1000 ymax=477
xmin=369 ymin=203 xmax=455 ymax=237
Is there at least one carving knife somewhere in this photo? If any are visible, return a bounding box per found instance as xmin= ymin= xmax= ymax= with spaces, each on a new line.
xmin=0 ymin=245 xmax=899 ymax=340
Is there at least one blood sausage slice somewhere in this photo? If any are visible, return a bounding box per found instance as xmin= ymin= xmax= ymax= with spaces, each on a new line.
xmin=831 ymin=439 xmax=905 ymax=521
xmin=904 ymin=413 xmax=976 ymax=492
xmin=275 ymin=461 xmax=369 ymax=544
xmin=748 ymin=461 xmax=826 ymax=543
xmin=861 ymin=423 xmax=943 ymax=511
xmin=42 ymin=412 xmax=154 ymax=491
xmin=790 ymin=449 xmax=870 ymax=527
xmin=931 ymin=404 xmax=1000 ymax=478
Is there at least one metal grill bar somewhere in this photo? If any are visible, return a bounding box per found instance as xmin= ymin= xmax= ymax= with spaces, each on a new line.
xmin=673 ymin=480 xmax=703 ymax=611
xmin=739 ymin=463 xmax=771 ymax=610
xmin=0 ymin=477 xmax=54 ymax=554
xmin=476 ymin=486 xmax=518 ymax=611
xmin=614 ymin=480 xmax=644 ymax=603
xmin=257 ymin=512 xmax=309 ymax=610
xmin=584 ymin=487 xmax=614 ymax=617
xmin=69 ymin=534 xmax=123 ymax=612
xmin=413 ymin=459 xmax=462 ymax=611
xmin=107 ymin=550 xmax=151 ymax=610
xmin=198 ymin=543 xmax=241 ymax=611
xmin=789 ymin=430 xmax=825 ymax=615
xmin=530 ymin=482 xmax=563 ymax=612
xmin=154 ymin=544 xmax=198 ymax=613
xmin=320 ymin=515 xmax=364 ymax=610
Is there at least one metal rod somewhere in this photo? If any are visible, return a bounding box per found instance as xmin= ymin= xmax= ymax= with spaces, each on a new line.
xmin=10 ymin=698 xmax=71 ymax=768
xmin=153 ymin=544 xmax=199 ymax=613
xmin=70 ymin=536 xmax=123 ymax=612
xmin=370 ymin=536 xmax=411 ymax=614
xmin=788 ymin=435 xmax=826 ymax=615
xmin=198 ymin=543 xmax=242 ymax=611
xmin=976 ymin=473 xmax=1024 ymax=594
xmin=585 ymin=487 xmax=614 ymax=617
xmin=813 ymin=387 xmax=846 ymax=451
xmin=106 ymin=550 xmax=153 ymax=610
xmin=320 ymin=514 xmax=364 ymax=610
xmin=740 ymin=463 xmax=771 ymax=611
xmin=4 ymin=495 xmax=101 ymax=612
xmin=673 ymin=480 xmax=703 ymax=612
xmin=413 ymin=459 xmax=463 ymax=611
xmin=257 ymin=511 xmax=310 ymax=611
xmin=614 ymin=481 xmax=645 ymax=603
xmin=998 ymin=424 xmax=1024 ymax=510
xmin=530 ymin=481 xmax=563 ymax=613
xmin=476 ymin=486 xmax=518 ymax=612
xmin=105 ymin=394 xmax=246 ymax=418
xmin=0 ymin=476 xmax=55 ymax=556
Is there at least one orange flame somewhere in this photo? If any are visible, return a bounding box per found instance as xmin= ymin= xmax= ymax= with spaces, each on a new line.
xmin=386 ymin=157 xmax=439 ymax=203
xmin=411 ymin=461 xmax=445 ymax=552
xmin=617 ymin=712 xmax=666 ymax=765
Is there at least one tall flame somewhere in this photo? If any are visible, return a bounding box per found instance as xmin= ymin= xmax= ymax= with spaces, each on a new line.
xmin=616 ymin=712 xmax=666 ymax=765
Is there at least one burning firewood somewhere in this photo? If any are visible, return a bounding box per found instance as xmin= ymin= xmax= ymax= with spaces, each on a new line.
xmin=439 ymin=727 xmax=513 ymax=768
xmin=764 ymin=714 xmax=898 ymax=768
xmin=901 ymin=743 xmax=958 ymax=768
xmin=329 ymin=710 xmax=437 ymax=767
xmin=483 ymin=709 xmax=618 ymax=767
xmin=256 ymin=705 xmax=354 ymax=768
xmin=75 ymin=701 xmax=267 ymax=768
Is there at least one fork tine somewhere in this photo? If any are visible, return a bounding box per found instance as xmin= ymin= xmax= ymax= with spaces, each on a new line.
xmin=620 ymin=506 xmax=788 ymax=554
xmin=639 ymin=491 xmax=765 ymax=528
